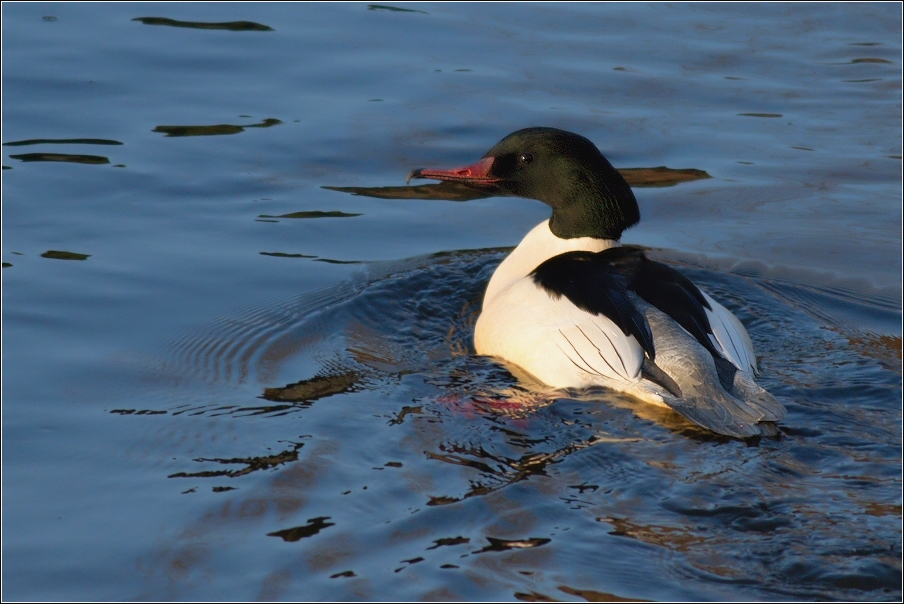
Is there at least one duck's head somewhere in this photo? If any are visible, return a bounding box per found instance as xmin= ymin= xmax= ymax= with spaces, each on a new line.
xmin=408 ymin=127 xmax=639 ymax=240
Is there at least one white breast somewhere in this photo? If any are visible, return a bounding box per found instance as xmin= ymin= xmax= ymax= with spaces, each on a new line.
xmin=475 ymin=221 xmax=638 ymax=390
xmin=481 ymin=220 xmax=619 ymax=304
xmin=473 ymin=219 xmax=759 ymax=401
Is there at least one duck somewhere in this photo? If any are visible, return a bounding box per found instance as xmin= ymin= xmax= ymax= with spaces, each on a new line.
xmin=408 ymin=127 xmax=785 ymax=437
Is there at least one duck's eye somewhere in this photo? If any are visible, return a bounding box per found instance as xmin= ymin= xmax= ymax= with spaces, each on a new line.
xmin=519 ymin=152 xmax=533 ymax=165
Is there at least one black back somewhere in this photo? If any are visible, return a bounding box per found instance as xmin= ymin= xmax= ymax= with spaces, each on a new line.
xmin=530 ymin=250 xmax=655 ymax=359
xmin=531 ymin=247 xmax=726 ymax=365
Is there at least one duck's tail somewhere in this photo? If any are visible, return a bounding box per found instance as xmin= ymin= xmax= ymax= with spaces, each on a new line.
xmin=660 ymin=370 xmax=785 ymax=438
xmin=731 ymin=370 xmax=786 ymax=422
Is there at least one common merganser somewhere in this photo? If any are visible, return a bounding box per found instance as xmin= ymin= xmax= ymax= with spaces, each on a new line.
xmin=408 ymin=127 xmax=785 ymax=437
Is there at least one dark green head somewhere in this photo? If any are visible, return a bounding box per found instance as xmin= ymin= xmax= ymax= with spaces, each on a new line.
xmin=410 ymin=127 xmax=639 ymax=240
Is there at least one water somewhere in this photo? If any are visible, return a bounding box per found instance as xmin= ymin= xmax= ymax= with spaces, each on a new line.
xmin=2 ymin=3 xmax=901 ymax=601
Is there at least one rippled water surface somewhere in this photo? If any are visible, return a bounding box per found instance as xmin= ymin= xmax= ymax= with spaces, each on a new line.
xmin=3 ymin=3 xmax=901 ymax=601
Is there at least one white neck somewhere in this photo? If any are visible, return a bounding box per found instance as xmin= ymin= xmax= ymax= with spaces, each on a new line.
xmin=484 ymin=220 xmax=619 ymax=305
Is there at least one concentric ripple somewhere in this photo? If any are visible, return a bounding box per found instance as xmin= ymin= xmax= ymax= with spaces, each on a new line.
xmin=134 ymin=247 xmax=900 ymax=601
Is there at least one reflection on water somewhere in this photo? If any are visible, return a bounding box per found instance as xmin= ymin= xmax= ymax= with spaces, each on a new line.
xmin=169 ymin=441 xmax=305 ymax=480
xmin=260 ymin=252 xmax=318 ymax=259
xmin=152 ymin=118 xmax=281 ymax=137
xmin=258 ymin=210 xmax=362 ymax=220
xmin=324 ymin=182 xmax=495 ymax=202
xmin=324 ymin=167 xmax=712 ymax=204
xmin=3 ymin=138 xmax=123 ymax=146
xmin=9 ymin=152 xmax=110 ymax=164
xmin=268 ymin=517 xmax=336 ymax=542
xmin=132 ymin=17 xmax=274 ymax=32
xmin=40 ymin=250 xmax=91 ymax=260
xmin=262 ymin=371 xmax=362 ymax=403
xmin=3 ymin=2 xmax=900 ymax=601
xmin=368 ymin=5 xmax=429 ymax=15
xmin=555 ymin=586 xmax=651 ymax=603
xmin=126 ymin=247 xmax=901 ymax=600
xmin=617 ymin=167 xmax=711 ymax=188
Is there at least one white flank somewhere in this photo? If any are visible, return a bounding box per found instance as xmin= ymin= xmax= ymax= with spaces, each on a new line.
xmin=475 ymin=220 xmax=642 ymax=388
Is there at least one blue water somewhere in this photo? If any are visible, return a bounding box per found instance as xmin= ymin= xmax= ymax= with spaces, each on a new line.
xmin=3 ymin=3 xmax=901 ymax=601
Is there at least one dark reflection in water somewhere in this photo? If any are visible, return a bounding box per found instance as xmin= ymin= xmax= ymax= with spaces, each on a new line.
xmin=427 ymin=536 xmax=470 ymax=549
xmin=424 ymin=430 xmax=628 ymax=506
xmin=260 ymin=252 xmax=360 ymax=265
xmin=9 ymin=153 xmax=110 ymax=164
xmin=268 ymin=517 xmax=336 ymax=542
xmin=260 ymin=252 xmax=318 ymax=259
xmin=169 ymin=442 xmax=305 ymax=479
xmin=257 ymin=210 xmax=362 ymax=219
xmin=152 ymin=118 xmax=281 ymax=137
xmin=3 ymin=138 xmax=123 ymax=146
xmin=325 ymin=182 xmax=494 ymax=202
xmin=324 ymin=167 xmax=711 ymax=203
xmin=473 ymin=537 xmax=551 ymax=553
xmin=132 ymin=17 xmax=274 ymax=32
xmin=40 ymin=250 xmax=90 ymax=260
xmin=315 ymin=258 xmax=363 ymax=265
xmin=110 ymin=408 xmax=167 ymax=415
xmin=133 ymin=247 xmax=900 ymax=600
xmin=368 ymin=5 xmax=429 ymax=14
xmin=617 ymin=167 xmax=711 ymax=187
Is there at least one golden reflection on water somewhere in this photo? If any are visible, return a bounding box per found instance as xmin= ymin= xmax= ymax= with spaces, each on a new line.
xmin=4 ymin=2 xmax=900 ymax=600
xmin=557 ymin=584 xmax=653 ymax=602
xmin=262 ymin=372 xmax=362 ymax=403
xmin=842 ymin=332 xmax=902 ymax=373
xmin=125 ymin=242 xmax=900 ymax=599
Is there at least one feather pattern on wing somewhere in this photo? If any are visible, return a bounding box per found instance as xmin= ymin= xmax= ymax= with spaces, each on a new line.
xmin=543 ymin=246 xmax=759 ymax=377
xmin=475 ymin=277 xmax=645 ymax=388
xmin=471 ymin=220 xmax=782 ymax=437
xmin=531 ymin=251 xmax=654 ymax=359
xmin=700 ymin=291 xmax=758 ymax=374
